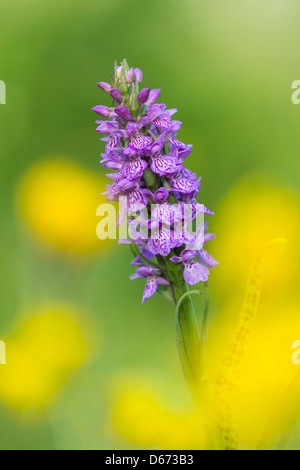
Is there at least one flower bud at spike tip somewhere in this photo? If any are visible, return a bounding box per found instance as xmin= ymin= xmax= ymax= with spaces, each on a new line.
xmin=134 ymin=68 xmax=143 ymax=83
xmin=92 ymin=105 xmax=111 ymax=117
xmin=121 ymin=59 xmax=129 ymax=75
xmin=138 ymin=88 xmax=151 ymax=104
xmin=97 ymin=82 xmax=112 ymax=92
xmin=116 ymin=66 xmax=123 ymax=80
xmin=129 ymin=85 xmax=139 ymax=115
xmin=115 ymin=105 xmax=135 ymax=122
xmin=120 ymin=68 xmax=129 ymax=97
xmin=126 ymin=68 xmax=135 ymax=83
xmin=109 ymin=88 xmax=122 ymax=102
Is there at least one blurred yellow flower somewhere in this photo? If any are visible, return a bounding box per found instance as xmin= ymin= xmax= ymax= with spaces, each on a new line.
xmin=17 ymin=158 xmax=114 ymax=254
xmin=211 ymin=176 xmax=300 ymax=300
xmin=0 ymin=304 xmax=92 ymax=410
xmin=109 ymin=375 xmax=205 ymax=450
xmin=207 ymin=176 xmax=300 ymax=449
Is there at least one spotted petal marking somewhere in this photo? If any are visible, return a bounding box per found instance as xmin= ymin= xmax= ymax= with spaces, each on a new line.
xmin=169 ymin=138 xmax=186 ymax=148
xmin=128 ymin=188 xmax=149 ymax=213
xmin=121 ymin=158 xmax=148 ymax=180
xmin=151 ymin=203 xmax=181 ymax=226
xmin=183 ymin=260 xmax=209 ymax=285
xmin=142 ymin=277 xmax=158 ymax=303
xmin=171 ymin=177 xmax=197 ymax=194
xmin=106 ymin=135 xmax=119 ymax=150
xmin=129 ymin=135 xmax=153 ymax=150
xmin=150 ymin=156 xmax=178 ymax=175
xmin=153 ymin=115 xmax=172 ymax=130
xmin=147 ymin=228 xmax=174 ymax=256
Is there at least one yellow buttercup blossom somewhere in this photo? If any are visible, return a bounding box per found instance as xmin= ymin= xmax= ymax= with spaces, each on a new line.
xmin=0 ymin=304 xmax=92 ymax=410
xmin=17 ymin=158 xmax=114 ymax=254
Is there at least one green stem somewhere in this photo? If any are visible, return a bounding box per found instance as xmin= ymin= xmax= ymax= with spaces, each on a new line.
xmin=173 ymin=283 xmax=201 ymax=393
xmin=200 ymin=281 xmax=210 ymax=379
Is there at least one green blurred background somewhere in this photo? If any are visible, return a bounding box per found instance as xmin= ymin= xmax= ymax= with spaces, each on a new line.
xmin=0 ymin=0 xmax=300 ymax=450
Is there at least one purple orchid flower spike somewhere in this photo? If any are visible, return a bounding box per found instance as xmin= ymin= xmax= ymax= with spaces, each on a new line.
xmin=93 ymin=60 xmax=219 ymax=426
xmin=130 ymin=266 xmax=169 ymax=303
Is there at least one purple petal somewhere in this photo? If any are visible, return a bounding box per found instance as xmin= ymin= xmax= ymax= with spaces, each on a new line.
xmin=154 ymin=187 xmax=169 ymax=203
xmin=106 ymin=135 xmax=120 ymax=150
xmin=134 ymin=68 xmax=143 ymax=83
xmin=130 ymin=273 xmax=143 ymax=280
xmin=96 ymin=121 xmax=119 ymax=134
xmin=138 ymin=88 xmax=151 ymax=104
xmin=112 ymin=129 xmax=128 ymax=138
xmin=180 ymin=167 xmax=198 ymax=182
xmin=150 ymin=142 xmax=164 ymax=157
xmin=197 ymin=249 xmax=219 ymax=269
xmin=142 ymin=278 xmax=158 ymax=303
xmin=137 ymin=116 xmax=151 ymax=130
xmin=180 ymin=249 xmax=197 ymax=263
xmin=157 ymin=277 xmax=169 ymax=286
xmin=126 ymin=68 xmax=135 ymax=83
xmin=121 ymin=158 xmax=148 ymax=180
xmin=97 ymin=82 xmax=112 ymax=92
xmin=128 ymin=188 xmax=149 ymax=213
xmin=92 ymin=105 xmax=111 ymax=117
xmin=169 ymin=138 xmax=186 ymax=148
xmin=204 ymin=233 xmax=216 ymax=244
xmin=171 ymin=176 xmax=198 ymax=194
xmin=109 ymin=88 xmax=122 ymax=102
xmin=115 ymin=105 xmax=135 ymax=122
xmin=147 ymin=104 xmax=166 ymax=121
xmin=129 ymin=135 xmax=153 ymax=150
xmin=125 ymin=122 xmax=138 ymax=135
xmin=169 ymin=256 xmax=182 ymax=264
xmin=136 ymin=266 xmax=158 ymax=278
xmin=170 ymin=120 xmax=182 ymax=133
xmin=172 ymin=229 xmax=195 ymax=248
xmin=150 ymin=156 xmax=178 ymax=176
xmin=183 ymin=261 xmax=209 ymax=285
xmin=147 ymin=228 xmax=173 ymax=257
xmin=166 ymin=108 xmax=178 ymax=117
xmin=151 ymin=203 xmax=180 ymax=226
xmin=153 ymin=115 xmax=172 ymax=130
xmin=146 ymin=89 xmax=161 ymax=106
